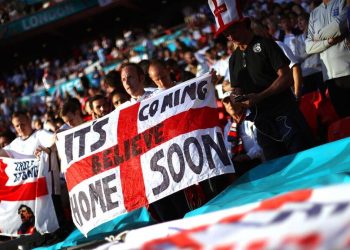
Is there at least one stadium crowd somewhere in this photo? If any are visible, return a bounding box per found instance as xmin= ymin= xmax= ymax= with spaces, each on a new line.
xmin=0 ymin=0 xmax=63 ymax=25
xmin=0 ymin=0 xmax=350 ymax=246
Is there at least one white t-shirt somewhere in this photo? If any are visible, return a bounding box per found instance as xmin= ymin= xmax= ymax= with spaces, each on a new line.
xmin=4 ymin=130 xmax=54 ymax=159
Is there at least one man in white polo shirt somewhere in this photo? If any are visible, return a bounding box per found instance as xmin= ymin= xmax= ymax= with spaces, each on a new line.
xmin=0 ymin=111 xmax=54 ymax=158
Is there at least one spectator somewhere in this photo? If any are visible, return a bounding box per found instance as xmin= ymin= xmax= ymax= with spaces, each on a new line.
xmin=138 ymin=59 xmax=157 ymax=88
xmin=279 ymin=14 xmax=301 ymax=56
xmin=101 ymin=70 xmax=123 ymax=95
xmin=0 ymin=97 xmax=12 ymax=121
xmin=91 ymin=66 xmax=102 ymax=88
xmin=22 ymin=81 xmax=34 ymax=96
xmin=222 ymin=90 xmax=264 ymax=176
xmin=294 ymin=12 xmax=324 ymax=96
xmin=251 ymin=20 xmax=303 ymax=100
xmin=183 ymin=50 xmax=209 ymax=76
xmin=111 ymin=90 xmax=129 ymax=109
xmin=33 ymin=118 xmax=43 ymax=130
xmin=120 ymin=63 xmax=154 ymax=103
xmin=89 ymin=94 xmax=110 ymax=120
xmin=148 ymin=60 xmax=176 ymax=92
xmin=93 ymin=43 xmax=106 ymax=66
xmin=59 ymin=98 xmax=85 ymax=128
xmin=0 ymin=130 xmax=16 ymax=149
xmin=306 ymin=0 xmax=350 ymax=118
xmin=208 ymin=0 xmax=314 ymax=160
xmin=142 ymin=35 xmax=156 ymax=59
xmin=165 ymin=58 xmax=196 ymax=83
xmin=17 ymin=204 xmax=36 ymax=235
xmin=0 ymin=111 xmax=55 ymax=158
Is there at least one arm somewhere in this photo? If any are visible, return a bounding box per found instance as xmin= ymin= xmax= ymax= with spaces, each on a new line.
xmin=292 ymin=64 xmax=303 ymax=100
xmin=315 ymin=0 xmax=348 ymax=40
xmin=305 ymin=11 xmax=332 ymax=54
xmin=306 ymin=2 xmax=348 ymax=54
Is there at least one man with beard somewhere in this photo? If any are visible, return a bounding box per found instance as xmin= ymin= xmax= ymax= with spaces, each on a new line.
xmin=89 ymin=94 xmax=111 ymax=120
xmin=17 ymin=204 xmax=36 ymax=235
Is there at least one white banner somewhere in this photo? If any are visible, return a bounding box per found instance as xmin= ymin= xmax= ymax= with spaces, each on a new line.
xmin=0 ymin=155 xmax=59 ymax=236
xmin=56 ymin=73 xmax=234 ymax=235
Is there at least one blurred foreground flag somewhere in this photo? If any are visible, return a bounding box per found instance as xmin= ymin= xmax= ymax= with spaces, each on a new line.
xmin=140 ymin=183 xmax=350 ymax=249
xmin=0 ymin=155 xmax=59 ymax=236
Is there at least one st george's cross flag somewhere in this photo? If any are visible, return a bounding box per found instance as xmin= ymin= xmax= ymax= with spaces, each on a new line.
xmin=55 ymin=73 xmax=235 ymax=236
xmin=0 ymin=155 xmax=59 ymax=236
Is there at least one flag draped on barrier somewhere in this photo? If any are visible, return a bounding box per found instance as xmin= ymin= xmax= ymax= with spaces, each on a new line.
xmin=56 ymin=73 xmax=234 ymax=235
xmin=0 ymin=155 xmax=59 ymax=236
xmin=141 ymin=183 xmax=350 ymax=250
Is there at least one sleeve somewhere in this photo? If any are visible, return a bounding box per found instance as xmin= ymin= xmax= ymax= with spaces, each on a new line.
xmin=314 ymin=0 xmax=348 ymax=40
xmin=276 ymin=41 xmax=299 ymax=68
xmin=2 ymin=144 xmax=13 ymax=157
xmin=305 ymin=10 xmax=332 ymax=54
xmin=264 ymin=38 xmax=290 ymax=72
xmin=38 ymin=130 xmax=55 ymax=148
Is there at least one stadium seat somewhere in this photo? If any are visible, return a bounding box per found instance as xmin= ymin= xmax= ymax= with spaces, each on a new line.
xmin=317 ymin=97 xmax=339 ymax=127
xmin=328 ymin=116 xmax=350 ymax=142
xmin=302 ymin=90 xmax=323 ymax=109
xmin=299 ymin=97 xmax=318 ymax=138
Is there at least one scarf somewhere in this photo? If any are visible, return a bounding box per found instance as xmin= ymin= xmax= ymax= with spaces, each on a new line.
xmin=227 ymin=114 xmax=246 ymax=155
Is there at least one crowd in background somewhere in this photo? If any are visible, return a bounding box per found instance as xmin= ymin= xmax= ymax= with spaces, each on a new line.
xmin=0 ymin=0 xmax=334 ymax=142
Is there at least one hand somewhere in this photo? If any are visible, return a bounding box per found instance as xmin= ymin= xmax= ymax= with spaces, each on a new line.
xmin=210 ymin=69 xmax=218 ymax=85
xmin=328 ymin=36 xmax=344 ymax=46
xmin=222 ymin=80 xmax=232 ymax=92
xmin=34 ymin=146 xmax=51 ymax=159
xmin=241 ymin=93 xmax=261 ymax=108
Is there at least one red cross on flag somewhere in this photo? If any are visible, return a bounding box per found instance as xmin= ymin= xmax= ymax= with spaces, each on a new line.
xmin=0 ymin=155 xmax=59 ymax=236
xmin=208 ymin=0 xmax=245 ymax=37
xmin=56 ymin=73 xmax=235 ymax=236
